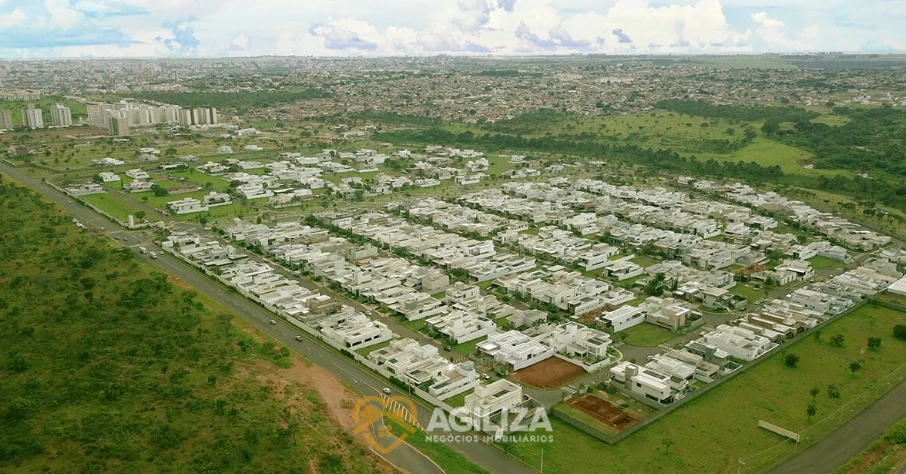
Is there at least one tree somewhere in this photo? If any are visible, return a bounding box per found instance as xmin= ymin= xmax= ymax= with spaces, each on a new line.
xmin=849 ymin=360 xmax=863 ymax=374
xmin=165 ymin=147 xmax=177 ymax=156
xmin=661 ymin=438 xmax=674 ymax=452
xmin=894 ymin=325 xmax=906 ymax=341
xmin=761 ymin=119 xmax=781 ymax=135
xmin=807 ymin=404 xmax=817 ymax=420
xmin=134 ymin=210 xmax=146 ymax=220
xmin=809 ymin=386 xmax=820 ymax=401
xmin=830 ymin=334 xmax=846 ymax=347
xmin=784 ymin=353 xmax=800 ymax=368
xmin=867 ymin=337 xmax=882 ymax=350
xmin=827 ymin=384 xmax=841 ymax=398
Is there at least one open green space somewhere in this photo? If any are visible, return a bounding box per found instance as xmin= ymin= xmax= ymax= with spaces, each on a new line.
xmin=452 ymin=337 xmax=485 ymax=357
xmin=620 ymin=323 xmax=676 ymax=348
xmin=444 ymin=389 xmax=472 ymax=408
xmin=355 ymin=340 xmax=392 ymax=358
xmin=728 ymin=283 xmax=769 ymax=304
xmin=809 ymin=255 xmax=846 ymax=270
xmin=80 ymin=191 xmax=143 ymax=221
xmin=0 ymin=182 xmax=384 ymax=473
xmin=504 ymin=303 xmax=906 ymax=473
xmin=698 ymin=137 xmax=849 ymax=177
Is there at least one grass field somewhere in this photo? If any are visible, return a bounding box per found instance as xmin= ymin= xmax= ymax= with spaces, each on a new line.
xmin=504 ymin=303 xmax=906 ymax=473
xmin=452 ymin=337 xmax=485 ymax=357
xmin=728 ymin=283 xmax=769 ymax=304
xmin=620 ymin=323 xmax=676 ymax=348
xmin=809 ymin=255 xmax=846 ymax=270
xmin=80 ymin=191 xmax=143 ymax=221
xmin=698 ymin=138 xmax=850 ymax=178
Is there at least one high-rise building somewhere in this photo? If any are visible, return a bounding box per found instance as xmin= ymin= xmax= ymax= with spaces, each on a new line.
xmin=50 ymin=104 xmax=72 ymax=127
xmin=87 ymin=103 xmax=106 ymax=127
xmin=21 ymin=105 xmax=44 ymax=129
xmin=0 ymin=109 xmax=13 ymax=130
xmin=108 ymin=116 xmax=130 ymax=136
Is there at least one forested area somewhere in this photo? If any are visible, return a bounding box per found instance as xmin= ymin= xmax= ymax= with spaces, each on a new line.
xmin=775 ymin=106 xmax=906 ymax=174
xmin=0 ymin=181 xmax=383 ymax=473
xmin=655 ymin=99 xmax=819 ymax=123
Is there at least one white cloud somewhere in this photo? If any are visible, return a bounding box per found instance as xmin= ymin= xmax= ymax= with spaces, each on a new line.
xmin=0 ymin=0 xmax=902 ymax=56
xmin=751 ymin=11 xmax=808 ymax=51
xmin=0 ymin=9 xmax=25 ymax=28
xmin=44 ymin=0 xmax=85 ymax=29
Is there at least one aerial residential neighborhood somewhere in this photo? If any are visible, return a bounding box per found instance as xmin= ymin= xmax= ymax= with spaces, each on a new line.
xmin=2 ymin=3 xmax=906 ymax=473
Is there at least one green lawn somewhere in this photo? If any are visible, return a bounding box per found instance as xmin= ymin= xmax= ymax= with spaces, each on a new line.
xmin=630 ymin=255 xmax=659 ymax=268
xmin=80 ymin=191 xmax=142 ymax=221
xmin=444 ymin=389 xmax=472 ymax=408
xmin=728 ymin=283 xmax=769 ymax=304
xmin=505 ymin=303 xmax=906 ymax=473
xmin=620 ymin=323 xmax=676 ymax=348
xmin=452 ymin=337 xmax=485 ymax=357
xmin=809 ymin=255 xmax=845 ymax=270
xmin=356 ymin=340 xmax=392 ymax=358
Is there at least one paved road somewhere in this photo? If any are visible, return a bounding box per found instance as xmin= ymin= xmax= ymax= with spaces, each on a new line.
xmin=771 ymin=378 xmax=906 ymax=474
xmin=0 ymin=161 xmax=535 ymax=474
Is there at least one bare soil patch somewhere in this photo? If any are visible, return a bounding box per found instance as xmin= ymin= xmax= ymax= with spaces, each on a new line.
xmin=509 ymin=357 xmax=584 ymax=388
xmin=570 ymin=394 xmax=642 ymax=431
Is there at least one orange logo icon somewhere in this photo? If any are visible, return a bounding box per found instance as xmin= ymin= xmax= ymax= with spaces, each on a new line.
xmin=353 ymin=395 xmax=419 ymax=454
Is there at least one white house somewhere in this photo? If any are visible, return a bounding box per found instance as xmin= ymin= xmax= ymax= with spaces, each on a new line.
xmin=597 ymin=305 xmax=647 ymax=332
xmin=425 ymin=310 xmax=497 ymax=344
xmin=97 ymin=172 xmax=120 ymax=182
xmin=320 ymin=313 xmax=394 ymax=350
xmin=462 ymin=379 xmax=523 ymax=426
xmin=125 ymin=169 xmax=150 ymax=180
xmin=167 ymin=197 xmax=208 ymax=215
xmin=476 ymin=330 xmax=554 ymax=371
xmin=610 ymin=361 xmax=679 ymax=404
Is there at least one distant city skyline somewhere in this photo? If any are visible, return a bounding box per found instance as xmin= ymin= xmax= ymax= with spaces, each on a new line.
xmin=0 ymin=0 xmax=902 ymax=58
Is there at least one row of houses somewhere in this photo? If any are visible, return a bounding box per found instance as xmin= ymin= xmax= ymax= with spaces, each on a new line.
xmin=696 ymin=180 xmax=892 ymax=251
xmin=160 ymin=233 xmax=395 ymax=351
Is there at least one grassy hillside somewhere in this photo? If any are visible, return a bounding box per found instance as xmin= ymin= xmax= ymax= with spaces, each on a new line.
xmin=0 ymin=179 xmax=389 ymax=473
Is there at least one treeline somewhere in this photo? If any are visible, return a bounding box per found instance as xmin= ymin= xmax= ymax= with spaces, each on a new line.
xmin=378 ymin=128 xmax=783 ymax=181
xmin=130 ymin=88 xmax=333 ymax=109
xmin=775 ymin=106 xmax=906 ymax=174
xmin=656 ymin=99 xmax=818 ymax=123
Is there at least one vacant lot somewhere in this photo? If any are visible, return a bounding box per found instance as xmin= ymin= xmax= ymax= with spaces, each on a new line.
xmin=509 ymin=357 xmax=585 ymax=388
xmin=506 ymin=303 xmax=906 ymax=473
xmin=571 ymin=394 xmax=643 ymax=431
xmin=620 ymin=323 xmax=675 ymax=348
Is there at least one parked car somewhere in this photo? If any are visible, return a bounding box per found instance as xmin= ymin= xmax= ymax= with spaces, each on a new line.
xmin=138 ymin=246 xmax=147 ymax=254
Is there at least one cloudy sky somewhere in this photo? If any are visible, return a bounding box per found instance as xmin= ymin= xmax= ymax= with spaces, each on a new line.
xmin=0 ymin=0 xmax=903 ymax=57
